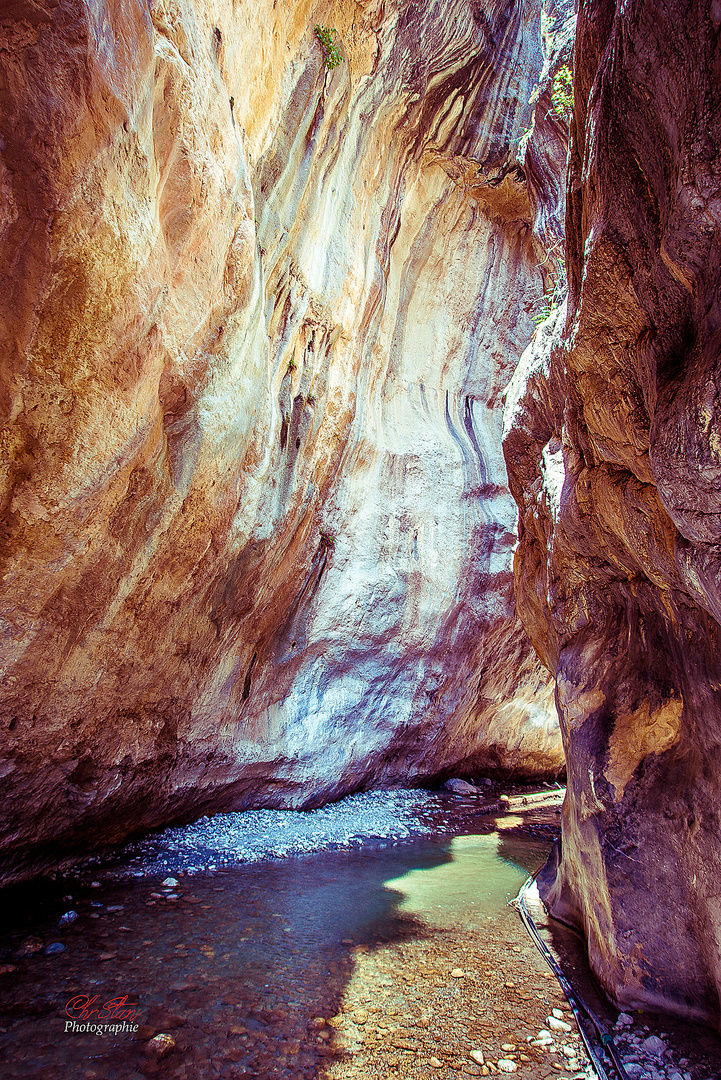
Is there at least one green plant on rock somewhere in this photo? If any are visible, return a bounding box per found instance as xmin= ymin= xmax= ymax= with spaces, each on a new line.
xmin=533 ymin=242 xmax=567 ymax=326
xmin=550 ymin=64 xmax=573 ymax=124
xmin=314 ymin=25 xmax=344 ymax=70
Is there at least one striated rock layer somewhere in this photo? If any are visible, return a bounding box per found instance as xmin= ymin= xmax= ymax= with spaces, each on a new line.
xmin=504 ymin=0 xmax=721 ymax=1030
xmin=0 ymin=0 xmax=563 ymax=881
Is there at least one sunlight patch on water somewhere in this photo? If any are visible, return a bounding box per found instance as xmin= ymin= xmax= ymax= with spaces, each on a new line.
xmin=384 ymin=834 xmax=547 ymax=928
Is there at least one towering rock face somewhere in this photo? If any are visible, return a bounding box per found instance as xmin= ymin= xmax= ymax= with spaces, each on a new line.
xmin=0 ymin=0 xmax=562 ymax=881
xmin=505 ymin=0 xmax=721 ymax=1029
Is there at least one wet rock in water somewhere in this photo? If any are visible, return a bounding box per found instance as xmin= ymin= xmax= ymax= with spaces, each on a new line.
xmin=497 ymin=1060 xmax=518 ymax=1073
xmin=145 ymin=1033 xmax=175 ymax=1057
xmin=44 ymin=942 xmax=66 ymax=955
xmin=16 ymin=936 xmax=44 ymax=956
xmin=58 ymin=910 xmax=78 ymax=926
xmin=443 ymin=779 xmax=479 ymax=795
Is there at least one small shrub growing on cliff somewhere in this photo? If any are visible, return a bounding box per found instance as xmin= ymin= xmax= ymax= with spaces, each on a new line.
xmin=550 ymin=64 xmax=573 ymax=124
xmin=533 ymin=243 xmax=567 ymax=326
xmin=314 ymin=25 xmax=344 ymax=70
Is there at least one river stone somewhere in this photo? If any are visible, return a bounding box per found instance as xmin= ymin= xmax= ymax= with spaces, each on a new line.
xmin=16 ymin=937 xmax=44 ymax=956
xmin=547 ymin=1016 xmax=572 ymax=1033
xmin=443 ymin=779 xmax=478 ymax=796
xmin=145 ymin=1033 xmax=175 ymax=1057
xmin=497 ymin=1060 xmax=518 ymax=1073
xmin=641 ymin=1036 xmax=666 ymax=1055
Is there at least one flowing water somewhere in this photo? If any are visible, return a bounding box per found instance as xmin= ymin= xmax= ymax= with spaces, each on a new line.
xmin=0 ymin=790 xmax=556 ymax=1079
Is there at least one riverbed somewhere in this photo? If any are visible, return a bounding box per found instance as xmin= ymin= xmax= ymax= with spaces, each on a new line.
xmin=0 ymin=790 xmax=717 ymax=1079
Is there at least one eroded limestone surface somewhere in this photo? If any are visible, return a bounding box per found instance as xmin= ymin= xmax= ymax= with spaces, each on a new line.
xmin=504 ymin=0 xmax=721 ymax=1030
xmin=0 ymin=0 xmax=563 ymax=880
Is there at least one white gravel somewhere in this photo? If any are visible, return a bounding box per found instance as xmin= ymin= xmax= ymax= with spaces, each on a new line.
xmin=97 ymin=788 xmax=456 ymax=877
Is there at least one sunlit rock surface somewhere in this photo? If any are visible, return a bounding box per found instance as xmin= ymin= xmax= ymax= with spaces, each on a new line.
xmin=504 ymin=0 xmax=721 ymax=1030
xmin=0 ymin=0 xmax=564 ymax=882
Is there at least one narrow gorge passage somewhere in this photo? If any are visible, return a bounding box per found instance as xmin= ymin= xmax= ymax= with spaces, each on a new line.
xmin=2 ymin=0 xmax=721 ymax=1076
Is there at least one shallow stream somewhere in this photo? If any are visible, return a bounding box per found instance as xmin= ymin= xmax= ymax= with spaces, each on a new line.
xmin=0 ymin=790 xmax=552 ymax=1078
xmin=1 ymin=790 xmax=718 ymax=1080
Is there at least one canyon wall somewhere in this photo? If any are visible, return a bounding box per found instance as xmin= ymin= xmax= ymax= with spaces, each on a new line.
xmin=0 ymin=0 xmax=563 ymax=881
xmin=505 ymin=0 xmax=721 ymax=1030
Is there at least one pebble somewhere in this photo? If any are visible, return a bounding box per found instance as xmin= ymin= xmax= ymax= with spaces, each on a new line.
xmin=470 ymin=1050 xmax=485 ymax=1065
xmin=430 ymin=1057 xmax=443 ymax=1068
xmin=497 ymin=1060 xmax=518 ymax=1073
xmin=552 ymin=1008 xmax=565 ymax=1020
xmin=162 ymin=877 xmax=180 ymax=887
xmin=501 ymin=1044 xmax=516 ymax=1052
xmin=0 ymin=964 xmax=18 ymax=974
xmin=16 ymin=936 xmax=44 ymax=956
xmin=616 ymin=1013 xmax=634 ymax=1028
xmin=547 ymin=1016 xmax=572 ymax=1033
xmin=58 ymin=910 xmax=78 ymax=926
xmin=44 ymin=942 xmax=66 ymax=955
xmin=145 ymin=1033 xmax=175 ymax=1057
xmin=642 ymin=1035 xmax=666 ymax=1055
xmin=451 ymin=968 xmax=465 ymax=978
xmin=106 ymin=905 xmax=124 ymax=912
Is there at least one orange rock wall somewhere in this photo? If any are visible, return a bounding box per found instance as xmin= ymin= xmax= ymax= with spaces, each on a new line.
xmin=0 ymin=0 xmax=562 ymax=881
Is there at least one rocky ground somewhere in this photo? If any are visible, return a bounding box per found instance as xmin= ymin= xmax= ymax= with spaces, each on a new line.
xmin=316 ymin=810 xmax=720 ymax=1080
